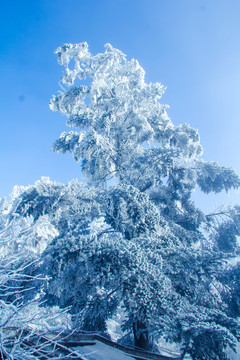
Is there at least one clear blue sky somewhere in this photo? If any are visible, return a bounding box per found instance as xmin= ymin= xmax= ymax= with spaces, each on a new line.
xmin=1 ymin=0 xmax=240 ymax=212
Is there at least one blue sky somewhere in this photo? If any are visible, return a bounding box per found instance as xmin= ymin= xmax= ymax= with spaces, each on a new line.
xmin=1 ymin=0 xmax=240 ymax=212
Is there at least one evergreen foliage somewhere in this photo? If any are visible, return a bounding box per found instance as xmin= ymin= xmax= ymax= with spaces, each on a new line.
xmin=1 ymin=43 xmax=240 ymax=359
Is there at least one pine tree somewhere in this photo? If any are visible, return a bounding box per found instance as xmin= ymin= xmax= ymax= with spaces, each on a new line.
xmin=2 ymin=42 xmax=239 ymax=358
xmin=48 ymin=42 xmax=240 ymax=356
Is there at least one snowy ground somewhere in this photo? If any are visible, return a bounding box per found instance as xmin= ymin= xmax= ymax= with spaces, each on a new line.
xmin=67 ymin=338 xmax=240 ymax=360
xmin=226 ymin=342 xmax=240 ymax=360
xmin=75 ymin=341 xmax=135 ymax=360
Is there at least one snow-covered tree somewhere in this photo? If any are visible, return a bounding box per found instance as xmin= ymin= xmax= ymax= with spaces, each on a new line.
xmin=0 ymin=198 xmax=72 ymax=359
xmin=2 ymin=42 xmax=240 ymax=358
xmin=4 ymin=178 xmax=240 ymax=358
xmin=48 ymin=41 xmax=240 ymax=357
xmin=50 ymin=42 xmax=239 ymax=229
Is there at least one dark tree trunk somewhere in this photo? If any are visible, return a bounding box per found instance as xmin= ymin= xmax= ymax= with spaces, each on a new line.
xmin=133 ymin=320 xmax=149 ymax=350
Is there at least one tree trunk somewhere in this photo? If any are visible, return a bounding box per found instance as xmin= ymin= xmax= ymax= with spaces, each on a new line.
xmin=133 ymin=320 xmax=149 ymax=350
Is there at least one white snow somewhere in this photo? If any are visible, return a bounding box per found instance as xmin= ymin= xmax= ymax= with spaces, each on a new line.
xmin=76 ymin=341 xmax=134 ymax=360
